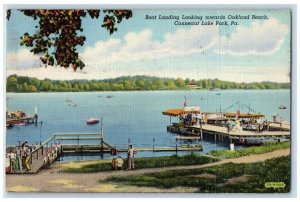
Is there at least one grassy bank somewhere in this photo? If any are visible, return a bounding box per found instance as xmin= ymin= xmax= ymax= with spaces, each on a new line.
xmin=104 ymin=155 xmax=290 ymax=193
xmin=208 ymin=141 xmax=290 ymax=159
xmin=62 ymin=153 xmax=218 ymax=173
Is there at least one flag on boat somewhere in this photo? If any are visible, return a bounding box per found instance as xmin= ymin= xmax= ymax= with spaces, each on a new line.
xmin=236 ymin=109 xmax=240 ymax=116
xmin=184 ymin=96 xmax=187 ymax=107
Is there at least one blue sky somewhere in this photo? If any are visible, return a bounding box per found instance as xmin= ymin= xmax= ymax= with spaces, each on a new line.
xmin=6 ymin=9 xmax=291 ymax=82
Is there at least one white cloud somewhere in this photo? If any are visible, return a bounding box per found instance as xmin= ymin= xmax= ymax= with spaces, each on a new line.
xmin=81 ymin=26 xmax=219 ymax=68
xmin=6 ymin=21 xmax=290 ymax=83
xmin=217 ymin=18 xmax=289 ymax=56
xmin=7 ymin=49 xmax=42 ymax=70
xmin=216 ymin=65 xmax=290 ymax=83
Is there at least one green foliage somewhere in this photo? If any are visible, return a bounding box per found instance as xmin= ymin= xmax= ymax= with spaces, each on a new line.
xmin=13 ymin=9 xmax=132 ymax=70
xmin=6 ymin=75 xmax=290 ymax=92
xmin=62 ymin=153 xmax=218 ymax=173
xmin=105 ymin=155 xmax=291 ymax=193
xmin=208 ymin=141 xmax=290 ymax=159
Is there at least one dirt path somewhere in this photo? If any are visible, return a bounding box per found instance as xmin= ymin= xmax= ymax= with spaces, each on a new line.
xmin=6 ymin=148 xmax=290 ymax=193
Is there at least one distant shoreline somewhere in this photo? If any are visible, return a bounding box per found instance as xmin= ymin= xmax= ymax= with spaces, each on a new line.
xmin=6 ymin=88 xmax=291 ymax=94
xmin=7 ymin=75 xmax=290 ymax=93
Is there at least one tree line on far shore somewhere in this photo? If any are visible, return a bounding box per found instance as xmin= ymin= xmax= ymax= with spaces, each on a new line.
xmin=6 ymin=75 xmax=290 ymax=92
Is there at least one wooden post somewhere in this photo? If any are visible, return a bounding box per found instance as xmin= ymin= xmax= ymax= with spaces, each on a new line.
xmin=200 ymin=121 xmax=203 ymax=146
xmin=30 ymin=153 xmax=33 ymax=165
xmin=153 ymin=138 xmax=155 ymax=152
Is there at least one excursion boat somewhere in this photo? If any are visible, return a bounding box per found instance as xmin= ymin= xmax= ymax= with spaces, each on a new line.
xmin=14 ymin=121 xmax=27 ymax=126
xmin=278 ymin=105 xmax=287 ymax=109
xmin=86 ymin=118 xmax=100 ymax=125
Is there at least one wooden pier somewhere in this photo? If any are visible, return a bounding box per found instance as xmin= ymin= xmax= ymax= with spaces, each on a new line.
xmin=182 ymin=124 xmax=290 ymax=144
xmin=7 ymin=130 xmax=203 ymax=174
xmin=62 ymin=145 xmax=203 ymax=153
xmin=176 ymin=136 xmax=201 ymax=140
xmin=6 ymin=115 xmax=38 ymax=126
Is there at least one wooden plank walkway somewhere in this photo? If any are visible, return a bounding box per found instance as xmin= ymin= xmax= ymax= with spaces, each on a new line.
xmin=61 ymin=145 xmax=203 ymax=153
xmin=118 ymin=147 xmax=202 ymax=152
xmin=9 ymin=147 xmax=47 ymax=174
xmin=176 ymin=136 xmax=201 ymax=140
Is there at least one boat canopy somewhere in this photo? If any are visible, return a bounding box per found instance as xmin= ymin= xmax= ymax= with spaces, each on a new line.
xmin=162 ymin=108 xmax=200 ymax=117
xmin=224 ymin=112 xmax=265 ymax=119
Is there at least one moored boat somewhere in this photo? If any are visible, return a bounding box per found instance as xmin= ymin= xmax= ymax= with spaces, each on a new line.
xmin=278 ymin=105 xmax=287 ymax=109
xmin=14 ymin=121 xmax=27 ymax=126
xmin=87 ymin=118 xmax=100 ymax=125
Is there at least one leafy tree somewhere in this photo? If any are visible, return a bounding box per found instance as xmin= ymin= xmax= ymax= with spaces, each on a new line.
xmin=136 ymin=80 xmax=145 ymax=90
xmin=8 ymin=9 xmax=132 ymax=71
xmin=165 ymin=80 xmax=177 ymax=90
xmin=175 ymin=78 xmax=186 ymax=88
xmin=7 ymin=75 xmax=18 ymax=91
xmin=123 ymin=80 xmax=134 ymax=91
xmin=201 ymin=80 xmax=208 ymax=89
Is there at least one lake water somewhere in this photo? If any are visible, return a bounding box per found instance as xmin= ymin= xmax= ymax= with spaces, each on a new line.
xmin=6 ymin=90 xmax=290 ymax=161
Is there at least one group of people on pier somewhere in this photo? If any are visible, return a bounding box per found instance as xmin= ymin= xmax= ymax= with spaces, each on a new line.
xmin=6 ymin=142 xmax=62 ymax=174
xmin=43 ymin=143 xmax=61 ymax=167
xmin=6 ymin=141 xmax=32 ymax=173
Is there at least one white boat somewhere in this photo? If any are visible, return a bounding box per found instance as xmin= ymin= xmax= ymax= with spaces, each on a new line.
xmin=14 ymin=121 xmax=26 ymax=126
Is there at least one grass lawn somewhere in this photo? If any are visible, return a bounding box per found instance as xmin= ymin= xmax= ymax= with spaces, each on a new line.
xmin=208 ymin=141 xmax=290 ymax=159
xmin=62 ymin=152 xmax=218 ymax=173
xmin=104 ymin=155 xmax=291 ymax=193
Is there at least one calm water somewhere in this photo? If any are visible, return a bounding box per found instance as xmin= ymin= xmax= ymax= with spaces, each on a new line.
xmin=6 ymin=90 xmax=290 ymax=161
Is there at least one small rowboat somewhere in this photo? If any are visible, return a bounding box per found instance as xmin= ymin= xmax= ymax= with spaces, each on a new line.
xmin=87 ymin=118 xmax=100 ymax=125
xmin=278 ymin=105 xmax=287 ymax=109
xmin=14 ymin=121 xmax=26 ymax=126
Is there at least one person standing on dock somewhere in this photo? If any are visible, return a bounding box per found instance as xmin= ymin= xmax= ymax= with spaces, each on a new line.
xmin=21 ymin=141 xmax=28 ymax=170
xmin=16 ymin=146 xmax=22 ymax=171
xmin=127 ymin=145 xmax=136 ymax=170
xmin=24 ymin=145 xmax=31 ymax=172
